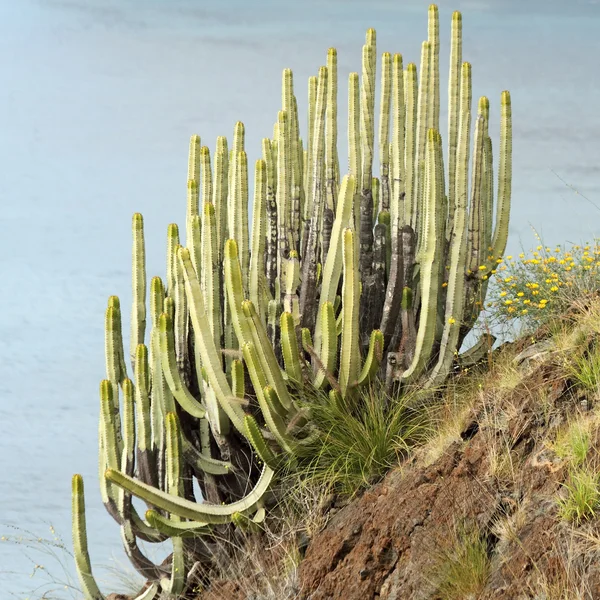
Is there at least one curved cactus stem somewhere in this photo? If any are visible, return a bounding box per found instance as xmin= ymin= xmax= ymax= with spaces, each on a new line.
xmin=241 ymin=342 xmax=294 ymax=452
xmin=280 ymin=311 xmax=303 ymax=385
xmin=145 ymin=510 xmax=210 ymax=538
xmin=339 ymin=228 xmax=361 ymax=398
xmin=130 ymin=214 xmax=146 ymax=369
xmin=134 ymin=583 xmax=159 ymax=600
xmin=158 ymin=313 xmax=206 ymax=419
xmin=179 ymin=247 xmax=246 ymax=434
xmin=356 ymin=329 xmax=384 ymax=387
xmin=244 ymin=414 xmax=279 ymax=469
xmin=99 ymin=380 xmax=120 ymax=511
xmin=243 ymin=299 xmax=293 ymax=411
xmin=224 ymin=238 xmax=254 ymax=347
xmin=72 ymin=475 xmax=105 ymax=600
xmin=106 ymin=464 xmax=274 ymax=524
xmin=180 ymin=431 xmax=233 ymax=475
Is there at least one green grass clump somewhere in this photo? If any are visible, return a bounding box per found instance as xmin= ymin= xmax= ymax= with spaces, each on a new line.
xmin=552 ymin=418 xmax=592 ymax=466
xmin=558 ymin=468 xmax=600 ymax=524
xmin=433 ymin=525 xmax=491 ymax=599
xmin=291 ymin=384 xmax=431 ymax=497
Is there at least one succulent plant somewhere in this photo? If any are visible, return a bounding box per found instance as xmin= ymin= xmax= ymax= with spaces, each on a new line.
xmin=72 ymin=6 xmax=512 ymax=598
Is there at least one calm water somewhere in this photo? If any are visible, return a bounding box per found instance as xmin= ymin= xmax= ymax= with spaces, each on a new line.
xmin=1 ymin=0 xmax=599 ymax=596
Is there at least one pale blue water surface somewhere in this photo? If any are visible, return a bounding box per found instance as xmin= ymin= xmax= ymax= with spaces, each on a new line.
xmin=1 ymin=0 xmax=599 ymax=596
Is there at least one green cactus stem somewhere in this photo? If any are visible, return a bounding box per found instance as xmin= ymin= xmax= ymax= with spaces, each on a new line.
xmin=105 ymin=464 xmax=274 ymax=525
xmin=72 ymin=475 xmax=105 ymax=600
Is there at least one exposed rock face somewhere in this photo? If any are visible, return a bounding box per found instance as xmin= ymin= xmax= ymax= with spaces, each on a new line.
xmin=298 ymin=358 xmax=600 ymax=599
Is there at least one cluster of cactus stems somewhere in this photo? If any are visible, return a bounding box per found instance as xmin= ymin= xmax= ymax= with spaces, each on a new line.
xmin=71 ymin=5 xmax=512 ymax=598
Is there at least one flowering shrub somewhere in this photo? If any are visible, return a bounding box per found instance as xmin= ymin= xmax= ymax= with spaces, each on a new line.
xmin=486 ymin=238 xmax=600 ymax=331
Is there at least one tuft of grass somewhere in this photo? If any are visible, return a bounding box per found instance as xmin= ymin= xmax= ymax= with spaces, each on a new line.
xmin=433 ymin=524 xmax=491 ymax=599
xmin=292 ymin=384 xmax=431 ymax=497
xmin=566 ymin=340 xmax=600 ymax=398
xmin=551 ymin=417 xmax=592 ymax=466
xmin=557 ymin=467 xmax=600 ymax=524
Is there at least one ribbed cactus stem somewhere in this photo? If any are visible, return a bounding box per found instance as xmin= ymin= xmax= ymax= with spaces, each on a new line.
xmin=489 ymin=90 xmax=512 ymax=265
xmin=187 ymin=134 xmax=201 ymax=185
xmin=130 ymin=214 xmax=146 ymax=369
xmin=414 ymin=41 xmax=432 ymax=239
xmin=447 ymin=11 xmax=462 ymax=227
xmin=160 ymin=412 xmax=185 ymax=595
xmin=427 ymin=5 xmax=440 ymax=131
xmin=201 ymin=202 xmax=222 ymax=351
xmin=390 ymin=53 xmax=405 ymax=234
xmin=166 ymin=223 xmax=180 ymax=295
xmin=249 ymin=159 xmax=267 ymax=322
xmin=299 ymin=65 xmax=328 ymax=333
xmin=105 ymin=464 xmax=275 ymax=524
xmin=179 ymin=247 xmax=246 ymax=434
xmin=348 ymin=72 xmax=361 ymax=222
xmin=213 ymin=136 xmax=228 ymax=263
xmin=402 ymin=130 xmax=442 ymax=383
xmin=72 ymin=475 xmax=105 ymax=600
xmin=339 ymin=228 xmax=361 ymax=398
xmin=277 ymin=110 xmax=292 ymax=280
xmin=325 ymin=47 xmax=338 ymax=211
xmin=378 ymin=52 xmax=392 ymax=214
xmin=404 ymin=63 xmax=418 ymax=227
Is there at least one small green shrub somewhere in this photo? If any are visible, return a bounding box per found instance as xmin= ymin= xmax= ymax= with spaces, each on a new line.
xmin=434 ymin=525 xmax=491 ymax=599
xmin=552 ymin=418 xmax=592 ymax=466
xmin=558 ymin=468 xmax=600 ymax=524
xmin=486 ymin=237 xmax=600 ymax=333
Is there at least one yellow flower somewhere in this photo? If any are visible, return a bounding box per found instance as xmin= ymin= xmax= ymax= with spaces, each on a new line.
xmin=448 ymin=317 xmax=456 ymax=324
xmin=523 ymin=299 xmax=531 ymax=305
xmin=506 ymin=255 xmax=513 ymax=260
xmin=521 ymin=309 xmax=528 ymax=315
xmin=507 ymin=306 xmax=516 ymax=313
xmin=500 ymin=291 xmax=507 ymax=297
xmin=504 ymin=276 xmax=513 ymax=283
xmin=550 ymin=286 xmax=558 ymax=292
xmin=478 ymin=265 xmax=487 ymax=271
xmin=441 ymin=282 xmax=448 ymax=287
xmin=504 ymin=299 xmax=513 ymax=305
xmin=532 ymin=290 xmax=539 ymax=295
xmin=517 ymin=292 xmax=524 ymax=297
xmin=519 ymin=253 xmax=525 ymax=259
